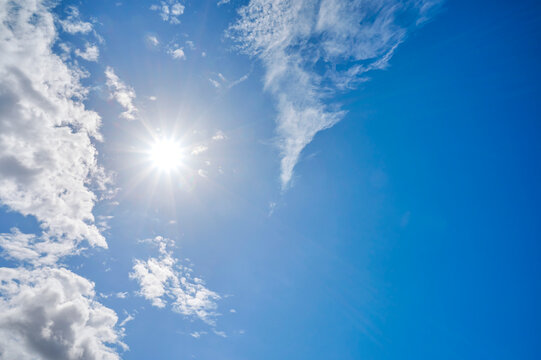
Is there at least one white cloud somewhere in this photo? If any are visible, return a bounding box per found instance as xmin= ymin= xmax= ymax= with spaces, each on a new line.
xmin=0 ymin=5 xmax=124 ymax=358
xmin=75 ymin=43 xmax=99 ymax=62
xmin=191 ymin=145 xmax=208 ymax=155
xmin=168 ymin=47 xmax=186 ymax=60
xmin=213 ymin=329 xmax=227 ymax=338
xmin=190 ymin=331 xmax=207 ymax=338
xmin=130 ymin=236 xmax=220 ymax=325
xmin=228 ymin=73 xmax=249 ymax=89
xmin=209 ymin=72 xmax=250 ymax=90
xmin=0 ymin=228 xmax=82 ymax=266
xmin=185 ymin=40 xmax=195 ymax=49
xmin=146 ymin=34 xmax=160 ymax=47
xmin=212 ymin=131 xmax=226 ymax=141
xmin=209 ymin=78 xmax=221 ymax=88
xmin=0 ymin=267 xmax=125 ymax=359
xmin=118 ymin=313 xmax=134 ymax=327
xmin=217 ymin=0 xmax=231 ymax=6
xmin=197 ymin=169 xmax=208 ymax=178
xmin=150 ymin=1 xmax=185 ymax=24
xmin=0 ymin=0 xmax=110 ymax=255
xmin=149 ymin=96 xmax=158 ymax=101
xmin=59 ymin=6 xmax=93 ymax=34
xmin=116 ymin=291 xmax=128 ymax=299
xmin=105 ymin=66 xmax=138 ymax=120
xmin=230 ymin=0 xmax=442 ymax=188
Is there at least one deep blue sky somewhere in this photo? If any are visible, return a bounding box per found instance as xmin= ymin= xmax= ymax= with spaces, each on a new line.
xmin=0 ymin=0 xmax=540 ymax=359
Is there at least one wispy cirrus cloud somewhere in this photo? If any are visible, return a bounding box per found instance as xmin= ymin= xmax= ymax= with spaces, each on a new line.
xmin=230 ymin=0 xmax=442 ymax=189
xmin=146 ymin=34 xmax=160 ymax=47
xmin=105 ymin=66 xmax=138 ymax=120
xmin=130 ymin=236 xmax=221 ymax=326
xmin=208 ymin=72 xmax=250 ymax=90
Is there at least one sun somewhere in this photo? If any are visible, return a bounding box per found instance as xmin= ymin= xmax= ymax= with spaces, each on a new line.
xmin=149 ymin=139 xmax=183 ymax=172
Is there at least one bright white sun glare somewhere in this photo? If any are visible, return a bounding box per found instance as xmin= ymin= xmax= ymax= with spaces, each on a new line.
xmin=149 ymin=139 xmax=183 ymax=171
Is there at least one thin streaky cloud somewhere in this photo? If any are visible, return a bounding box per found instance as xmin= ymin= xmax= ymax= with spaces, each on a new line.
xmin=105 ymin=66 xmax=138 ymax=120
xmin=230 ymin=0 xmax=443 ymax=189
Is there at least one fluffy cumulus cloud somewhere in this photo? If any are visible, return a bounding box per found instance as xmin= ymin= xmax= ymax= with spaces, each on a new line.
xmin=0 ymin=2 xmax=125 ymax=358
xmin=0 ymin=0 xmax=109 ymax=254
xmin=230 ymin=0 xmax=442 ymax=188
xmin=59 ymin=5 xmax=93 ymax=34
xmin=75 ymin=43 xmax=99 ymax=62
xmin=105 ymin=67 xmax=138 ymax=120
xmin=0 ymin=267 xmax=125 ymax=360
xmin=150 ymin=1 xmax=185 ymax=24
xmin=145 ymin=34 xmax=160 ymax=47
xmin=130 ymin=236 xmax=221 ymax=325
xmin=168 ymin=46 xmax=186 ymax=60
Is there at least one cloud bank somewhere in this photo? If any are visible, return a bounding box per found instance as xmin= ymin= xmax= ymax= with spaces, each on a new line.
xmin=0 ymin=2 xmax=124 ymax=358
xmin=0 ymin=0 xmax=110 ymax=255
xmin=230 ymin=0 xmax=441 ymax=188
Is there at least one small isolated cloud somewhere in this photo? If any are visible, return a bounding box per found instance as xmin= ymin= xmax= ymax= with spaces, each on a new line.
xmin=185 ymin=40 xmax=195 ymax=49
xmin=198 ymin=169 xmax=208 ymax=178
xmin=201 ymin=51 xmax=207 ymax=57
xmin=213 ymin=329 xmax=227 ymax=338
xmin=191 ymin=145 xmax=208 ymax=155
xmin=268 ymin=201 xmax=277 ymax=216
xmin=105 ymin=66 xmax=138 ymax=120
xmin=150 ymin=1 xmax=185 ymax=24
xmin=149 ymin=96 xmax=158 ymax=101
xmin=190 ymin=331 xmax=207 ymax=338
xmin=217 ymin=0 xmax=231 ymax=6
xmin=212 ymin=131 xmax=226 ymax=141
xmin=59 ymin=6 xmax=93 ymax=34
xmin=119 ymin=313 xmax=135 ymax=327
xmin=116 ymin=291 xmax=128 ymax=299
xmin=168 ymin=46 xmax=186 ymax=60
xmin=209 ymin=72 xmax=249 ymax=90
xmin=75 ymin=43 xmax=99 ymax=62
xmin=209 ymin=78 xmax=220 ymax=88
xmin=146 ymin=34 xmax=160 ymax=47
xmin=130 ymin=236 xmax=220 ymax=325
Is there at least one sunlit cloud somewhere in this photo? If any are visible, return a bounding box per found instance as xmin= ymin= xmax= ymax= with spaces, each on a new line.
xmin=75 ymin=43 xmax=100 ymax=62
xmin=130 ymin=236 xmax=221 ymax=325
xmin=150 ymin=1 xmax=185 ymax=24
xmin=230 ymin=0 xmax=442 ymax=188
xmin=105 ymin=66 xmax=138 ymax=120
xmin=168 ymin=46 xmax=186 ymax=60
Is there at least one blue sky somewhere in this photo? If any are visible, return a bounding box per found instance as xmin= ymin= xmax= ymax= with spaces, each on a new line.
xmin=0 ymin=0 xmax=540 ymax=359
